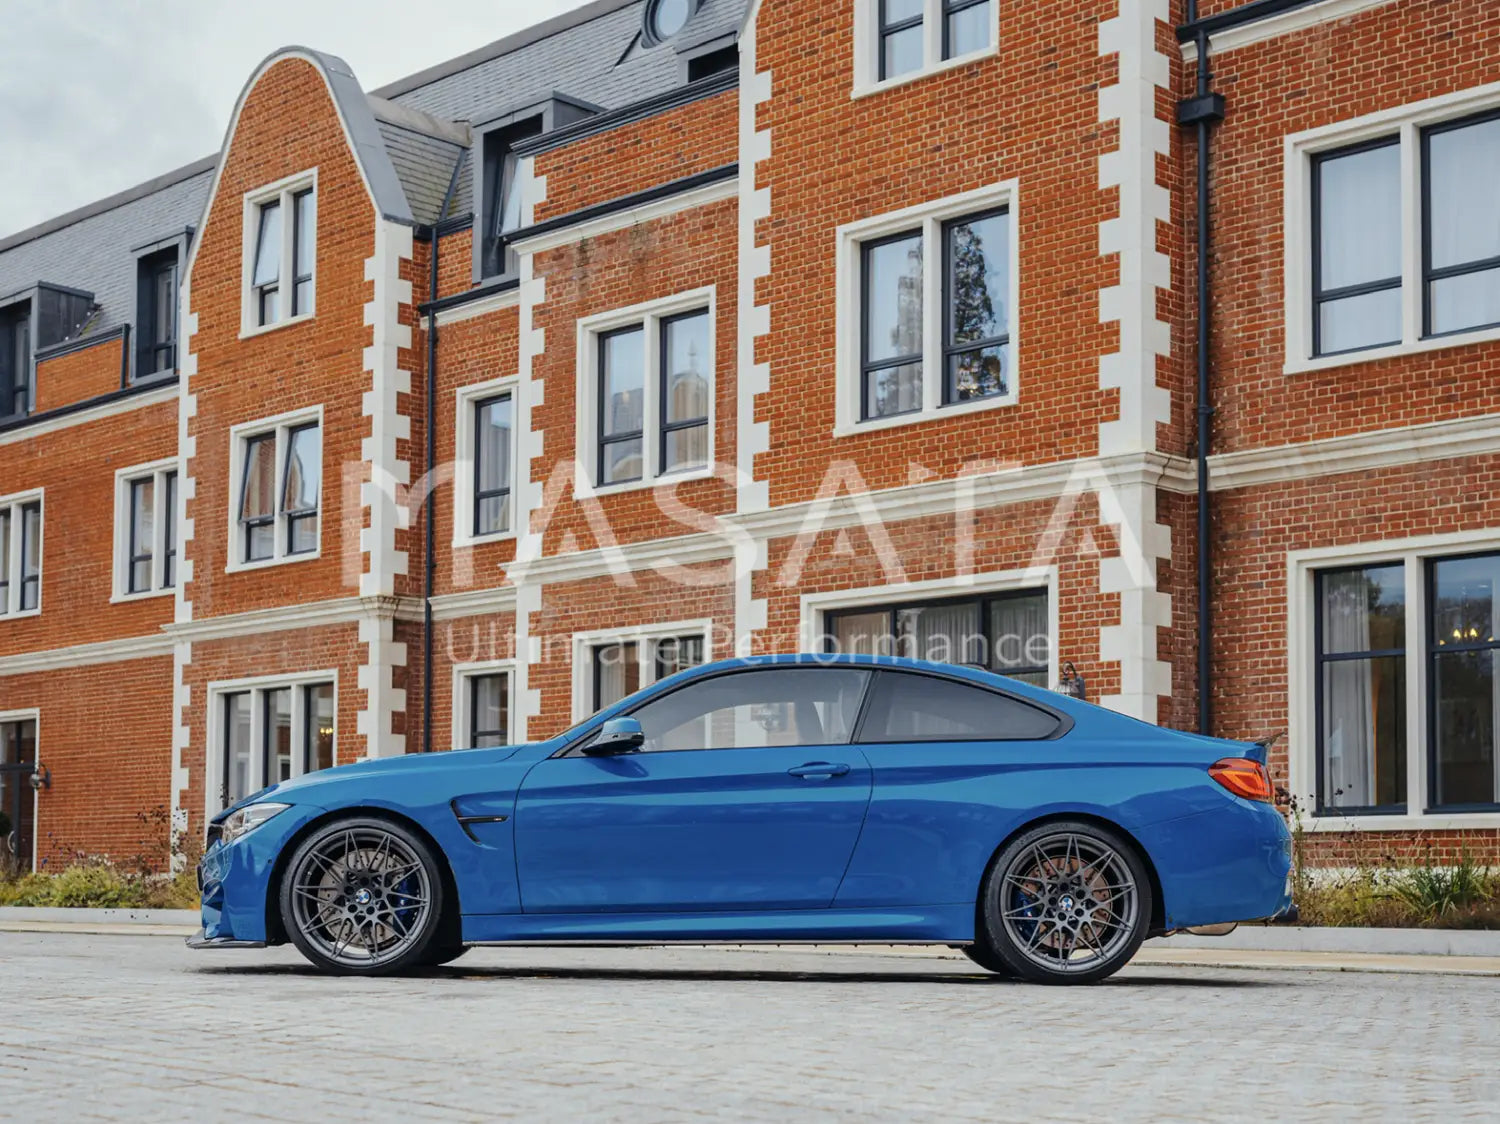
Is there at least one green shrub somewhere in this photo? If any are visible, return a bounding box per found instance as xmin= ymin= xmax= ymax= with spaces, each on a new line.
xmin=47 ymin=862 xmax=148 ymax=909
xmin=0 ymin=873 xmax=57 ymax=907
xmin=1386 ymin=852 xmax=1493 ymax=922
xmin=0 ymin=859 xmax=199 ymax=910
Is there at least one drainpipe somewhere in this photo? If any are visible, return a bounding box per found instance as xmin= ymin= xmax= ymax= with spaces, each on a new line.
xmin=1177 ymin=4 xmax=1225 ymax=736
xmin=422 ymin=152 xmax=468 ymax=754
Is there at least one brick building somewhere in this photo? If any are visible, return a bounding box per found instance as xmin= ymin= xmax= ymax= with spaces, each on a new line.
xmin=1 ymin=0 xmax=1497 ymax=872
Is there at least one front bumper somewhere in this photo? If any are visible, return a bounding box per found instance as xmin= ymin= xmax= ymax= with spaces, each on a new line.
xmin=197 ymin=802 xmax=326 ymax=944
xmin=185 ymin=929 xmax=266 ymax=950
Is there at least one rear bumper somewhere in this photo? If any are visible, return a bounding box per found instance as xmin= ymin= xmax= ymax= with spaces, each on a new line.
xmin=185 ymin=929 xmax=266 ymax=950
xmin=1138 ymin=800 xmax=1294 ymax=930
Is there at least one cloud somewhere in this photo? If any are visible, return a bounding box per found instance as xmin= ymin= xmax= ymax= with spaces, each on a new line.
xmin=0 ymin=0 xmax=590 ymax=237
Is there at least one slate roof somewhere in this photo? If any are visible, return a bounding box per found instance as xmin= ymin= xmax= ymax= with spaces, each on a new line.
xmin=0 ymin=0 xmax=749 ymax=353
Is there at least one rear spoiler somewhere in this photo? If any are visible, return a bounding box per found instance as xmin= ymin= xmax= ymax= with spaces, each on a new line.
xmin=1243 ymin=741 xmax=1268 ymax=765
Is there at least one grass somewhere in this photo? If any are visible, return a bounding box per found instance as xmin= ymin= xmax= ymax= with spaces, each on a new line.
xmin=1291 ymin=852 xmax=1500 ymax=929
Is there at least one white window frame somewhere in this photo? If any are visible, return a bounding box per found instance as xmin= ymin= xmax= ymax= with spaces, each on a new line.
xmin=0 ymin=488 xmax=43 ymax=620
xmin=226 ymin=405 xmax=323 ymax=573
xmin=112 ymin=458 xmax=179 ymax=602
xmin=451 ymin=659 xmax=516 ymax=751
xmin=800 ymin=566 xmax=1058 ymax=677
xmin=1284 ymin=81 xmax=1500 ymax=375
xmin=454 ymin=375 xmax=520 ymax=547
xmin=852 ymin=0 xmax=999 ymax=99
xmin=835 ymin=180 xmax=1019 ymax=436
xmin=1288 ymin=528 xmax=1500 ymax=832
xmin=0 ymin=707 xmax=40 ymax=873
xmin=574 ymin=287 xmax=717 ymax=499
xmin=570 ymin=619 xmax=714 ymax=722
xmin=240 ymin=168 xmax=317 ymax=339
xmin=205 ymin=671 xmax=338 ymax=821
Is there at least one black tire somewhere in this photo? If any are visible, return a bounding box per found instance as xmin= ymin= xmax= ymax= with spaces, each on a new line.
xmin=975 ymin=820 xmax=1152 ymax=985
xmin=421 ymin=944 xmax=472 ymax=968
xmin=279 ymin=816 xmax=447 ymax=976
xmin=959 ymin=943 xmax=1015 ymax=977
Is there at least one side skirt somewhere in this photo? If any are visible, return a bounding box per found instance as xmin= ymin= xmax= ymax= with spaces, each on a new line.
xmin=459 ymin=905 xmax=974 ymax=945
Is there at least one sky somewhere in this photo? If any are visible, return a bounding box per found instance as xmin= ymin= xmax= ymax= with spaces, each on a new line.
xmin=0 ymin=0 xmax=597 ymax=238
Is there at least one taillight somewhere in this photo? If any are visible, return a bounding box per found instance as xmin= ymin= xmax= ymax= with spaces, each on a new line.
xmin=1209 ymin=757 xmax=1275 ymax=803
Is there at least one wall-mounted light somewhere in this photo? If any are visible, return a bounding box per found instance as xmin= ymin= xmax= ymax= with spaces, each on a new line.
xmin=29 ymin=765 xmax=50 ymax=792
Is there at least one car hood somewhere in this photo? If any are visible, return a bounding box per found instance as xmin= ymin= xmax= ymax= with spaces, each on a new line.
xmin=212 ymin=742 xmax=543 ymax=821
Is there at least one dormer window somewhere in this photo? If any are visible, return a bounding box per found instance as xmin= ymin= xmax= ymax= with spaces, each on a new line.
xmin=477 ymin=116 xmax=543 ymax=281
xmin=0 ymin=302 xmax=30 ymax=421
xmin=643 ymin=0 xmax=698 ymax=46
xmin=136 ymin=248 xmax=179 ymax=379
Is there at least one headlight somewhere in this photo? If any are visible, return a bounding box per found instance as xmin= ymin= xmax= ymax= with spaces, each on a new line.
xmin=219 ymin=802 xmax=291 ymax=845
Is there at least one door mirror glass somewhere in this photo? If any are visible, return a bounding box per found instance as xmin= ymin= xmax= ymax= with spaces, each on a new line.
xmin=583 ymin=716 xmax=646 ymax=757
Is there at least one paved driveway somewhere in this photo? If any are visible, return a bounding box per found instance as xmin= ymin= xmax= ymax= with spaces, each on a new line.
xmin=1 ymin=933 xmax=1496 ymax=1122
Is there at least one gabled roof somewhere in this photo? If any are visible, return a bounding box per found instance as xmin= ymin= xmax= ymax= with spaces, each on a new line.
xmin=0 ymin=0 xmax=751 ymax=349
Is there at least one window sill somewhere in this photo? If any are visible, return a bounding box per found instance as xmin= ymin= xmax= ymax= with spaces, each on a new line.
xmin=110 ymin=588 xmax=175 ymax=605
xmin=130 ymin=368 xmax=178 ymax=388
xmin=238 ymin=312 xmax=315 ymax=342
xmin=453 ymin=529 xmax=518 ymax=550
xmin=833 ymin=391 xmax=1019 ymax=438
xmin=0 ymin=608 xmax=41 ymax=622
xmin=851 ymin=44 xmax=998 ymax=101
xmin=225 ymin=549 xmax=321 ymax=575
xmin=1302 ymin=812 xmax=1500 ymax=832
xmin=1285 ymin=323 xmax=1500 ymax=375
xmin=574 ymin=465 xmax=716 ymax=501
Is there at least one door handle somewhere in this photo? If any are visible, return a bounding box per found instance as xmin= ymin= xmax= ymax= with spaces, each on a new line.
xmin=788 ymin=762 xmax=851 ymax=779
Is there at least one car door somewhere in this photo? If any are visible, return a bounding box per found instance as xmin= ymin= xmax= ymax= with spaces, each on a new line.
xmin=514 ymin=666 xmax=874 ymax=913
xmin=833 ymin=669 xmax=1070 ymax=909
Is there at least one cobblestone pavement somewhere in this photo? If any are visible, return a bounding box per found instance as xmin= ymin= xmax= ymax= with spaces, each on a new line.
xmin=2 ymin=933 xmax=1497 ymax=1122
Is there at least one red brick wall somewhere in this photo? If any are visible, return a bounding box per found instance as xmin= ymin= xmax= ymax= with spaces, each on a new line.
xmin=753 ymin=0 xmax=1119 ymax=505
xmin=0 ymin=399 xmax=177 ymax=658
xmin=182 ymin=56 xmax=375 ymax=620
xmin=2 ymin=658 xmax=174 ymax=871
xmin=528 ymin=197 xmax=739 ymax=554
xmin=533 ymin=89 xmax=738 ymax=221
xmin=34 ymin=337 xmax=125 ymax=414
xmin=1200 ymin=0 xmax=1500 ymax=454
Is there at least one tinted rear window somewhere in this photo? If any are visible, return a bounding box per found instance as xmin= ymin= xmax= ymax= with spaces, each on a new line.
xmin=858 ymin=671 xmax=1062 ymax=743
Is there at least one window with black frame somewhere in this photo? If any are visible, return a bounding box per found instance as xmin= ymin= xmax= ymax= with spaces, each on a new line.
xmin=589 ymin=635 xmax=706 ymax=715
xmin=17 ymin=503 xmax=39 ymax=614
xmin=1311 ymin=138 xmax=1402 ymax=357
xmin=1428 ymin=552 xmax=1500 ymax=809
xmin=823 ymin=589 xmax=1049 ymax=685
xmin=862 ymin=230 xmax=924 ymax=420
xmin=251 ymin=200 xmax=283 ymax=327
xmin=124 ymin=468 xmax=177 ymax=595
xmin=467 ymin=673 xmax=509 ymax=748
xmin=237 ymin=421 xmax=320 ymax=564
xmin=660 ymin=311 xmax=710 ymax=475
xmin=1314 ymin=564 xmax=1407 ymax=813
xmin=0 ymin=303 xmax=31 ymax=420
xmin=1422 ymin=111 xmax=1500 ymax=339
xmin=219 ymin=682 xmax=334 ymax=809
xmin=136 ymin=249 xmax=179 ymax=378
xmin=473 ymin=393 xmax=513 ymax=537
xmin=878 ymin=0 xmax=923 ymax=80
xmin=479 ymin=117 xmax=544 ymax=281
xmin=598 ymin=326 xmax=646 ymax=486
xmin=942 ymin=0 xmax=992 ymax=59
xmin=944 ymin=207 xmax=1010 ymax=404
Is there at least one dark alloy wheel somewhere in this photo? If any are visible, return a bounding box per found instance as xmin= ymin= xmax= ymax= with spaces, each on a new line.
xmin=975 ymin=820 xmax=1152 ymax=985
xmin=280 ymin=817 xmax=446 ymax=976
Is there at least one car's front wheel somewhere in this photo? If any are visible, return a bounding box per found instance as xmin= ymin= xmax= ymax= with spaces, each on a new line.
xmin=279 ymin=816 xmax=446 ymax=976
xmin=975 ymin=821 xmax=1152 ymax=985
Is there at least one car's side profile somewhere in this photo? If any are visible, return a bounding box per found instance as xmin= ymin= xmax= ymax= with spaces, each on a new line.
xmin=191 ymin=654 xmax=1293 ymax=984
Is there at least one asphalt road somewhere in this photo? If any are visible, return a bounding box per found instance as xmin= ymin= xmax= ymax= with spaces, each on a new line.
xmin=1 ymin=932 xmax=1496 ymax=1121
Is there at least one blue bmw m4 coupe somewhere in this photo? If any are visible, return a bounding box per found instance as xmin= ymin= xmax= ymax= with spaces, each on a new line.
xmin=190 ymin=654 xmax=1292 ymax=984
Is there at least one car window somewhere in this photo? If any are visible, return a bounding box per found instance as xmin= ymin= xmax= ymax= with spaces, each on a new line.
xmin=624 ymin=668 xmax=871 ymax=753
xmin=857 ymin=671 xmax=1061 ymax=743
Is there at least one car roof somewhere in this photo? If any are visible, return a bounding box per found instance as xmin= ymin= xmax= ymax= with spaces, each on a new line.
xmin=668 ymin=653 xmax=1062 ymax=703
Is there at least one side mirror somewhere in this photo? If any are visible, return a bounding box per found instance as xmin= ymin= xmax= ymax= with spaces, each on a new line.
xmin=583 ymin=716 xmax=645 ymax=757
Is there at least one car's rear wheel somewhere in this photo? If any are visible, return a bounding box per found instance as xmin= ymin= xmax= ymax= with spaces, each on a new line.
xmin=280 ymin=816 xmax=445 ymax=976
xmin=976 ymin=821 xmax=1151 ymax=985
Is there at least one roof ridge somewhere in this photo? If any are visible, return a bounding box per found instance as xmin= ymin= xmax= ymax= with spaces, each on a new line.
xmin=372 ymin=0 xmax=639 ymax=102
xmin=0 ymin=155 xmax=215 ymax=255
